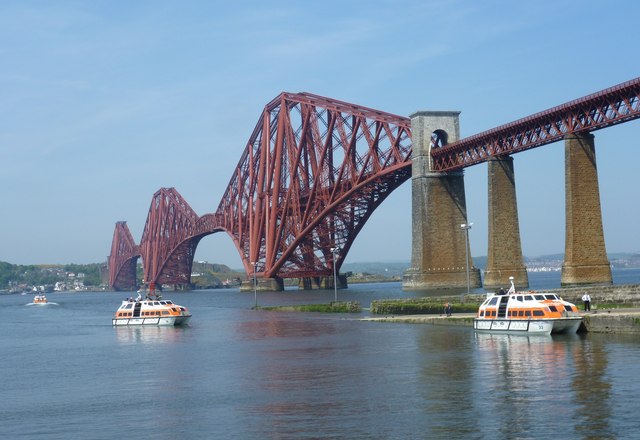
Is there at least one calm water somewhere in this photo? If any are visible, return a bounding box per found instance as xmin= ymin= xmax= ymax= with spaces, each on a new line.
xmin=3 ymin=270 xmax=640 ymax=439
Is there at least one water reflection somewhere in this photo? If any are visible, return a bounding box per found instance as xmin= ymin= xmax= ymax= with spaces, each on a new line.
xmin=571 ymin=335 xmax=612 ymax=439
xmin=239 ymin=315 xmax=348 ymax=424
xmin=419 ymin=328 xmax=480 ymax=438
xmin=114 ymin=325 xmax=188 ymax=344
xmin=235 ymin=312 xmax=338 ymax=340
xmin=471 ymin=333 xmax=615 ymax=439
xmin=475 ymin=333 xmax=561 ymax=439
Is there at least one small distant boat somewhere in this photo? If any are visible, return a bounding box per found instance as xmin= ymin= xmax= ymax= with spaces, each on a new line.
xmin=112 ymin=283 xmax=191 ymax=326
xmin=33 ymin=294 xmax=48 ymax=304
xmin=474 ymin=277 xmax=583 ymax=335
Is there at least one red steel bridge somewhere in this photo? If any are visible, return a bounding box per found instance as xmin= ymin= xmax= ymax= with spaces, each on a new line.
xmin=109 ymin=77 xmax=640 ymax=290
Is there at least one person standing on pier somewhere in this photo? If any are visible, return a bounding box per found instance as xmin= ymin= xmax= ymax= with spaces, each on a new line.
xmin=581 ymin=293 xmax=591 ymax=312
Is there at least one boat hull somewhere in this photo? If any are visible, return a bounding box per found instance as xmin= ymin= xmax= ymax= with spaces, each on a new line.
xmin=112 ymin=315 xmax=191 ymax=326
xmin=474 ymin=317 xmax=582 ymax=335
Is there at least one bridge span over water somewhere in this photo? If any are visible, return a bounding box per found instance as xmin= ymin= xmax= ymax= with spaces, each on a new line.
xmin=109 ymin=77 xmax=640 ymax=292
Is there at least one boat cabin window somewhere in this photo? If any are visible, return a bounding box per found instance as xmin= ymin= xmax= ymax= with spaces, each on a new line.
xmin=533 ymin=310 xmax=544 ymax=316
xmin=544 ymin=294 xmax=558 ymax=300
xmin=525 ymin=310 xmax=531 ymax=317
xmin=534 ymin=295 xmax=545 ymax=300
xmin=524 ymin=295 xmax=533 ymax=301
xmin=515 ymin=296 xmax=523 ymax=302
xmin=166 ymin=301 xmax=173 ymax=304
xmin=124 ymin=303 xmax=133 ymax=309
xmin=548 ymin=306 xmax=558 ymax=312
xmin=153 ymin=302 xmax=160 ymax=306
xmin=518 ymin=311 xmax=524 ymax=317
xmin=488 ymin=297 xmax=499 ymax=306
xmin=564 ymin=305 xmax=575 ymax=312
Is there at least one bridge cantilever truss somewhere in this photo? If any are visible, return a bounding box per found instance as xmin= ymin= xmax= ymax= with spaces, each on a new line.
xmin=108 ymin=93 xmax=412 ymax=288
xmin=218 ymin=92 xmax=412 ymax=279
xmin=108 ymin=221 xmax=140 ymax=290
xmin=109 ymin=77 xmax=640 ymax=289
xmin=137 ymin=188 xmax=226 ymax=287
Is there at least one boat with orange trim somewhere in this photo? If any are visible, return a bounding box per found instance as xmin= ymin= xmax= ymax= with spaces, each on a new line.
xmin=112 ymin=283 xmax=191 ymax=326
xmin=33 ymin=294 xmax=48 ymax=304
xmin=474 ymin=277 xmax=583 ymax=335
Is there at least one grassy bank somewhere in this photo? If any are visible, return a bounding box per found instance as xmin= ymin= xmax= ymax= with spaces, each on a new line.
xmin=258 ymin=301 xmax=362 ymax=313
xmin=371 ymin=298 xmax=479 ymax=315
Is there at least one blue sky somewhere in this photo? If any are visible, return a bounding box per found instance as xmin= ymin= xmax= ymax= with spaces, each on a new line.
xmin=1 ymin=0 xmax=638 ymax=268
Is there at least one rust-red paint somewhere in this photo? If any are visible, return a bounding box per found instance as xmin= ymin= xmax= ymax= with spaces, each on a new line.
xmin=109 ymin=78 xmax=640 ymax=288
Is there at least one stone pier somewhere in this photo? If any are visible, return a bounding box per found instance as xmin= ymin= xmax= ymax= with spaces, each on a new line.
xmin=298 ymin=275 xmax=348 ymax=290
xmin=561 ymin=133 xmax=612 ymax=286
xmin=483 ymin=156 xmax=529 ymax=289
xmin=239 ymin=277 xmax=284 ymax=292
xmin=403 ymin=111 xmax=481 ymax=290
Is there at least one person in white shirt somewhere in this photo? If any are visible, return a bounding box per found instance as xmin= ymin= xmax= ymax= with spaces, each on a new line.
xmin=581 ymin=293 xmax=591 ymax=311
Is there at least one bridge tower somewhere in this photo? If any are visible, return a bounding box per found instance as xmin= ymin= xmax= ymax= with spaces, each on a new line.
xmin=483 ymin=156 xmax=529 ymax=289
xmin=561 ymin=133 xmax=612 ymax=286
xmin=403 ymin=111 xmax=482 ymax=290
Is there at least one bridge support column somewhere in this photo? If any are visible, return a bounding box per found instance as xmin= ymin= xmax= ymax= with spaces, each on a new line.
xmin=240 ymin=277 xmax=284 ymax=292
xmin=298 ymin=275 xmax=348 ymax=290
xmin=298 ymin=273 xmax=349 ymax=290
xmin=403 ymin=111 xmax=481 ymax=290
xmin=561 ymin=133 xmax=612 ymax=286
xmin=483 ymin=156 xmax=529 ymax=290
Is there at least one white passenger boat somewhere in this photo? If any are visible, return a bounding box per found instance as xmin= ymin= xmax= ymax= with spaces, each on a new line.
xmin=33 ymin=294 xmax=48 ymax=304
xmin=474 ymin=278 xmax=583 ymax=335
xmin=112 ymin=283 xmax=191 ymax=326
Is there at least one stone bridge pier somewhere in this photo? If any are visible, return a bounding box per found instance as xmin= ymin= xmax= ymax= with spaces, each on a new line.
xmin=561 ymin=133 xmax=612 ymax=286
xmin=403 ymin=111 xmax=482 ymax=290
xmin=483 ymin=155 xmax=529 ymax=289
xmin=298 ymin=275 xmax=348 ymax=290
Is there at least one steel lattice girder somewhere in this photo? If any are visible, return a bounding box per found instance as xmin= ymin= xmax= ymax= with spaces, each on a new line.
xmin=139 ymin=188 xmax=211 ymax=286
xmin=431 ymin=76 xmax=640 ymax=171
xmin=217 ymin=92 xmax=412 ymax=279
xmin=108 ymin=221 xmax=140 ymax=290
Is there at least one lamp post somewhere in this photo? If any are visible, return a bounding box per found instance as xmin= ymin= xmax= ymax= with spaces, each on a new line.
xmin=330 ymin=247 xmax=338 ymax=302
xmin=460 ymin=223 xmax=473 ymax=302
xmin=251 ymin=262 xmax=257 ymax=309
